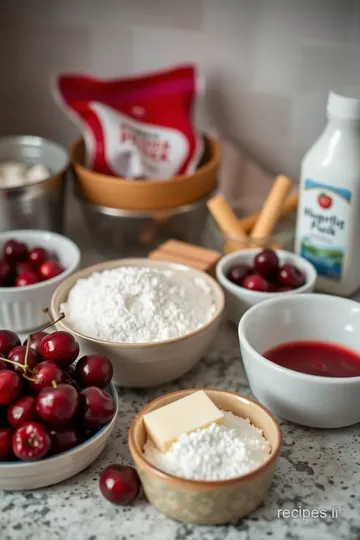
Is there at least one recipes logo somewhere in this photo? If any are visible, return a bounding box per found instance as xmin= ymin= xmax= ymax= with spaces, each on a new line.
xmin=278 ymin=505 xmax=339 ymax=521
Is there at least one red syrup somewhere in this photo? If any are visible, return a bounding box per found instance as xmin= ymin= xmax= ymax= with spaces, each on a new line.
xmin=263 ymin=340 xmax=360 ymax=378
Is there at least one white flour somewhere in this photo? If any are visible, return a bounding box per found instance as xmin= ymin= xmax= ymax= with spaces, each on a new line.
xmin=61 ymin=266 xmax=217 ymax=343
xmin=143 ymin=411 xmax=271 ymax=481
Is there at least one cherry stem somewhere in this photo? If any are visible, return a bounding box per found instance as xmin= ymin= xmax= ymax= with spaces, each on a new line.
xmin=0 ymin=357 xmax=28 ymax=371
xmin=39 ymin=308 xmax=65 ymax=332
xmin=23 ymin=374 xmax=37 ymax=382
xmin=51 ymin=380 xmax=58 ymax=389
xmin=23 ymin=335 xmax=31 ymax=370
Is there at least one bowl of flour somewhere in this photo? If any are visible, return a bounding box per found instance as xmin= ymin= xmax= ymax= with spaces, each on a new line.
xmin=50 ymin=259 xmax=224 ymax=387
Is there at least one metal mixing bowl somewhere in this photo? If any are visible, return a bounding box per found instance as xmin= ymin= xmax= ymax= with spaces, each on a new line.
xmin=0 ymin=136 xmax=68 ymax=233
xmin=74 ymin=186 xmax=211 ymax=258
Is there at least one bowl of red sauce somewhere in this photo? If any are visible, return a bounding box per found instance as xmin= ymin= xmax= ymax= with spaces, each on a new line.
xmin=238 ymin=293 xmax=360 ymax=428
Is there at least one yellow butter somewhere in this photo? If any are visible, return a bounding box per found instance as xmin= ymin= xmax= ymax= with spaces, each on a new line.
xmin=143 ymin=390 xmax=224 ymax=453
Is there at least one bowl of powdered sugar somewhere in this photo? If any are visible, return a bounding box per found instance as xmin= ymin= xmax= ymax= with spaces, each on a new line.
xmin=129 ymin=388 xmax=282 ymax=525
xmin=51 ymin=259 xmax=224 ymax=387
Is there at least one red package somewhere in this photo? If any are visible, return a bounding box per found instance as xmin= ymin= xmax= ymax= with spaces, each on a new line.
xmin=54 ymin=65 xmax=203 ymax=179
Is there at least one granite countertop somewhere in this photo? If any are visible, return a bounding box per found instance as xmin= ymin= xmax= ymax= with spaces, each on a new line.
xmin=2 ymin=224 xmax=360 ymax=540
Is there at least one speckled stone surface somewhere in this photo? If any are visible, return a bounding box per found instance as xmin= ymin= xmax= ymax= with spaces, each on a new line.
xmin=2 ymin=218 xmax=360 ymax=540
xmin=2 ymin=320 xmax=360 ymax=540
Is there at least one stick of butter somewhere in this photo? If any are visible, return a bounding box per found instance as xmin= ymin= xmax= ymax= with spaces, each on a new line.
xmin=143 ymin=390 xmax=224 ymax=453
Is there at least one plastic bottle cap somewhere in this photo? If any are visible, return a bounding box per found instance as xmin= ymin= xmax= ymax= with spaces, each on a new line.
xmin=327 ymin=90 xmax=360 ymax=120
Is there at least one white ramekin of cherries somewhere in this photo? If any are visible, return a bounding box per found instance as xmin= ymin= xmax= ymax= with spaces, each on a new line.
xmin=0 ymin=230 xmax=80 ymax=333
xmin=216 ymin=248 xmax=317 ymax=323
xmin=0 ymin=238 xmax=64 ymax=287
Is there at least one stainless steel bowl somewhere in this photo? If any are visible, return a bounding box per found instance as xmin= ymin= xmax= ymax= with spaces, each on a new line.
xmin=0 ymin=136 xmax=68 ymax=233
xmin=74 ymin=186 xmax=211 ymax=258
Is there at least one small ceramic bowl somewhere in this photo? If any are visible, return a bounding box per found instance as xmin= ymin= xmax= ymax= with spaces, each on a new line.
xmin=0 ymin=230 xmax=80 ymax=332
xmin=216 ymin=249 xmax=317 ymax=325
xmin=238 ymin=294 xmax=360 ymax=428
xmin=129 ymin=388 xmax=282 ymax=525
xmin=51 ymin=259 xmax=224 ymax=388
xmin=0 ymin=383 xmax=118 ymax=491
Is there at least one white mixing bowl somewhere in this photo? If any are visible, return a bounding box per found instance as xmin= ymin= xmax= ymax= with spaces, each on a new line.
xmin=238 ymin=293 xmax=360 ymax=428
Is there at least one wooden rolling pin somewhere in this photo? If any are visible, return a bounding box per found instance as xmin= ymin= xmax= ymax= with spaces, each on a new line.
xmin=250 ymin=175 xmax=293 ymax=240
xmin=207 ymin=194 xmax=248 ymax=252
xmin=239 ymin=191 xmax=299 ymax=233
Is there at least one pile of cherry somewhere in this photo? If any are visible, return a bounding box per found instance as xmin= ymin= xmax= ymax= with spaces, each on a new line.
xmin=226 ymin=248 xmax=306 ymax=292
xmin=0 ymin=321 xmax=116 ymax=462
xmin=0 ymin=238 xmax=65 ymax=287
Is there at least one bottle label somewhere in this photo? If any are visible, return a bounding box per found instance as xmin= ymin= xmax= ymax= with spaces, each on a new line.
xmin=298 ymin=179 xmax=351 ymax=280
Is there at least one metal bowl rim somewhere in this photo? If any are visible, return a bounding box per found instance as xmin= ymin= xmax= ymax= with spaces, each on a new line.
xmin=74 ymin=187 xmax=214 ymax=218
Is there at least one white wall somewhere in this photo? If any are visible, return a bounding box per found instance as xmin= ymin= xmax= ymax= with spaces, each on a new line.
xmin=1 ymin=0 xmax=360 ymax=180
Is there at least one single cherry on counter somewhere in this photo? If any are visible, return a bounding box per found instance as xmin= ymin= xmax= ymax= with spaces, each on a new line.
xmin=264 ymin=340 xmax=360 ymax=378
xmin=99 ymin=464 xmax=141 ymax=505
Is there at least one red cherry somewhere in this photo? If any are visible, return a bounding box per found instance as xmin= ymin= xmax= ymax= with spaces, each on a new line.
xmin=49 ymin=424 xmax=80 ymax=454
xmin=0 ymin=371 xmax=23 ymax=405
xmin=36 ymin=384 xmax=79 ymax=424
xmin=23 ymin=331 xmax=48 ymax=355
xmin=81 ymin=387 xmax=115 ymax=428
xmin=0 ymin=428 xmax=14 ymax=460
xmin=28 ymin=247 xmax=49 ymax=268
xmin=12 ymin=421 xmax=51 ymax=461
xmin=276 ymin=286 xmax=293 ymax=292
xmin=277 ymin=264 xmax=306 ymax=289
xmin=75 ymin=355 xmax=113 ymax=388
xmin=38 ymin=260 xmax=64 ymax=281
xmin=0 ymin=259 xmax=14 ymax=286
xmin=8 ymin=345 xmax=40 ymax=374
xmin=242 ymin=274 xmax=269 ymax=292
xmin=3 ymin=239 xmax=28 ymax=263
xmin=39 ymin=331 xmax=79 ymax=368
xmin=226 ymin=264 xmax=251 ymax=286
xmin=254 ymin=249 xmax=279 ymax=278
xmin=7 ymin=396 xmax=38 ymax=428
xmin=15 ymin=271 xmax=39 ymax=287
xmin=15 ymin=261 xmax=33 ymax=276
xmin=28 ymin=361 xmax=66 ymax=393
xmin=0 ymin=330 xmax=21 ymax=356
xmin=99 ymin=464 xmax=140 ymax=505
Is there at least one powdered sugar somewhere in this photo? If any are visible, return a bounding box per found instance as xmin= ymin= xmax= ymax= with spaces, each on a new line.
xmin=143 ymin=411 xmax=271 ymax=481
xmin=61 ymin=266 xmax=217 ymax=343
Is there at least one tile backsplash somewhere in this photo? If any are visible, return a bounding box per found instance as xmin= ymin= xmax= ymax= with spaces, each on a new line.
xmin=1 ymin=0 xmax=359 ymax=181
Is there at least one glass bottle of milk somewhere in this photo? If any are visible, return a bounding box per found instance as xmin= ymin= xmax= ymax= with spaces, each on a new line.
xmin=295 ymin=90 xmax=360 ymax=296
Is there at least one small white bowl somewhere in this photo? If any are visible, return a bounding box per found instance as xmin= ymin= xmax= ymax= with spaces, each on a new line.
xmin=51 ymin=259 xmax=225 ymax=388
xmin=238 ymin=293 xmax=360 ymax=428
xmin=0 ymin=230 xmax=80 ymax=332
xmin=0 ymin=383 xmax=118 ymax=490
xmin=216 ymin=249 xmax=317 ymax=325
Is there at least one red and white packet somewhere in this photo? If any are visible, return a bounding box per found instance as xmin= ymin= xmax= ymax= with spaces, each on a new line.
xmin=54 ymin=65 xmax=203 ymax=179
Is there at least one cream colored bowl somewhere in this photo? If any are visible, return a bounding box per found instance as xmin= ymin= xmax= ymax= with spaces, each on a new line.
xmin=51 ymin=259 xmax=224 ymax=388
xmin=129 ymin=388 xmax=282 ymax=525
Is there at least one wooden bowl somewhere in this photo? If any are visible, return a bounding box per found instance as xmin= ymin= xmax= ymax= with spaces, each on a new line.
xmin=129 ymin=388 xmax=282 ymax=525
xmin=70 ymin=135 xmax=220 ymax=211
